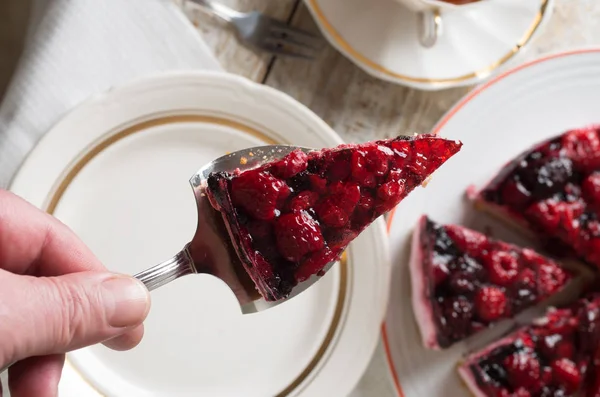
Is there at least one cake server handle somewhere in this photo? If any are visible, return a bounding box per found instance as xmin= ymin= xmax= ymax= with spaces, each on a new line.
xmin=134 ymin=245 xmax=196 ymax=291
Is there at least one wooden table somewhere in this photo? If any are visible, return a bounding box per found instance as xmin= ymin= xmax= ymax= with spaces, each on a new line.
xmin=179 ymin=1 xmax=600 ymax=395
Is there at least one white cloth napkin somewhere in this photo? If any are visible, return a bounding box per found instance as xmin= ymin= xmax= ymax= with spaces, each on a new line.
xmin=0 ymin=0 xmax=219 ymax=392
xmin=0 ymin=0 xmax=221 ymax=188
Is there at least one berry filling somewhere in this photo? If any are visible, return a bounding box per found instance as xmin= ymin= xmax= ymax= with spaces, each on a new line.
xmin=459 ymin=292 xmax=600 ymax=397
xmin=477 ymin=125 xmax=600 ymax=269
xmin=411 ymin=216 xmax=573 ymax=349
xmin=206 ymin=135 xmax=462 ymax=301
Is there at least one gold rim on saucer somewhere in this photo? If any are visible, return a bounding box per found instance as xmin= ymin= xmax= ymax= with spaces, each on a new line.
xmin=306 ymin=0 xmax=550 ymax=85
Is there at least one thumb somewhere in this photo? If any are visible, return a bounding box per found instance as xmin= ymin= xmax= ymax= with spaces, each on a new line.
xmin=0 ymin=270 xmax=150 ymax=365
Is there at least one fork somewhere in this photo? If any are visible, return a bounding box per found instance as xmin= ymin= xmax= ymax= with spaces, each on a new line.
xmin=133 ymin=145 xmax=339 ymax=314
xmin=187 ymin=0 xmax=321 ymax=59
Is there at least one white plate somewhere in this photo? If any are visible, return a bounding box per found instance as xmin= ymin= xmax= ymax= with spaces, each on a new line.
xmin=305 ymin=0 xmax=553 ymax=90
xmin=381 ymin=48 xmax=600 ymax=396
xmin=9 ymin=72 xmax=391 ymax=397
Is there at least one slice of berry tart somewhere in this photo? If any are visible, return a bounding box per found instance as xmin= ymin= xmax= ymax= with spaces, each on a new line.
xmin=458 ymin=292 xmax=600 ymax=397
xmin=411 ymin=216 xmax=574 ymax=349
xmin=206 ymin=135 xmax=462 ymax=301
xmin=475 ymin=125 xmax=600 ymax=269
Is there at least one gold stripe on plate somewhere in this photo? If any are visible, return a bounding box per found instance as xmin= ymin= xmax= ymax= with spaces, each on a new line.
xmin=307 ymin=0 xmax=549 ymax=84
xmin=45 ymin=114 xmax=348 ymax=397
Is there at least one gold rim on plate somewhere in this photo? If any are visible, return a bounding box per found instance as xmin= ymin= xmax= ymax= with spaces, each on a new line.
xmin=46 ymin=114 xmax=348 ymax=397
xmin=306 ymin=0 xmax=550 ymax=85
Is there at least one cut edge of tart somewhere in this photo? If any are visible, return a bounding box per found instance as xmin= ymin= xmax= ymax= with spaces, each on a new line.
xmin=207 ymin=135 xmax=462 ymax=301
xmin=457 ymin=335 xmax=516 ymax=397
xmin=410 ymin=215 xmax=440 ymax=349
xmin=410 ymin=215 xmax=580 ymax=350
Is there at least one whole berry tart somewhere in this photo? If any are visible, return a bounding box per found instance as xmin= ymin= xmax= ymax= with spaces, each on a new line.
xmin=458 ymin=292 xmax=600 ymax=397
xmin=206 ymin=135 xmax=462 ymax=301
xmin=411 ymin=216 xmax=574 ymax=349
xmin=474 ymin=125 xmax=600 ymax=270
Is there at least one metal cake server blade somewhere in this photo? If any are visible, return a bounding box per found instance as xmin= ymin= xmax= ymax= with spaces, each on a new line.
xmin=133 ymin=145 xmax=340 ymax=314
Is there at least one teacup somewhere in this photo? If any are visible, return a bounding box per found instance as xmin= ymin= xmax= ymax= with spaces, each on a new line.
xmin=394 ymin=0 xmax=484 ymax=47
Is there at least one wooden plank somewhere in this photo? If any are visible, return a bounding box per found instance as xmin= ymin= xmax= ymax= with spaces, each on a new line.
xmin=0 ymin=0 xmax=32 ymax=102
xmin=263 ymin=0 xmax=600 ymax=144
xmin=262 ymin=3 xmax=470 ymax=143
xmin=177 ymin=0 xmax=299 ymax=81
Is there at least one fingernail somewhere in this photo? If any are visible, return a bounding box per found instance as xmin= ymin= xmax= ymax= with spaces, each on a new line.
xmin=101 ymin=277 xmax=150 ymax=328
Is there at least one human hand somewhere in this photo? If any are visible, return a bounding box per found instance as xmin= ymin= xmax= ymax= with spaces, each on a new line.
xmin=0 ymin=190 xmax=151 ymax=396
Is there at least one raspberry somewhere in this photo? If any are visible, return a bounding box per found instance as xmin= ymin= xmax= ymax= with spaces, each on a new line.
xmin=230 ymin=170 xmax=289 ymax=220
xmin=352 ymin=194 xmax=376 ymax=229
xmin=407 ymin=151 xmax=430 ymax=176
xmin=329 ymin=182 xmax=361 ymax=213
xmin=545 ymin=309 xmax=578 ymax=336
xmin=295 ymin=248 xmax=340 ymax=282
xmin=582 ymin=172 xmax=600 ymax=206
xmin=562 ymin=127 xmax=600 ymax=172
xmin=351 ymin=151 xmax=376 ymax=187
xmin=376 ymin=179 xmax=406 ymax=210
xmin=316 ymin=203 xmax=348 ymax=228
xmin=551 ymin=358 xmax=581 ymax=394
xmin=525 ymin=200 xmax=561 ymax=232
xmin=525 ymin=199 xmax=584 ymax=235
xmin=407 ymin=139 xmax=447 ymax=176
xmin=316 ymin=183 xmax=361 ymax=227
xmin=358 ymin=194 xmax=374 ymax=211
xmin=390 ymin=140 xmax=410 ymax=159
xmin=538 ymin=263 xmax=569 ymax=296
xmin=274 ymin=212 xmax=325 ymax=262
xmin=541 ymin=334 xmax=574 ymax=360
xmin=270 ymin=150 xmax=308 ymax=179
xmin=444 ymin=225 xmax=488 ymax=257
xmin=500 ymin=179 xmax=532 ymax=210
xmin=503 ymin=352 xmax=541 ymax=390
xmin=521 ymin=248 xmax=546 ymax=266
xmin=369 ymin=146 xmax=392 ymax=174
xmin=475 ymin=286 xmax=507 ymax=322
xmin=485 ymin=251 xmax=520 ymax=286
xmin=516 ymin=268 xmax=536 ymax=289
xmin=288 ymin=191 xmax=319 ymax=212
xmin=309 ymin=175 xmax=328 ymax=193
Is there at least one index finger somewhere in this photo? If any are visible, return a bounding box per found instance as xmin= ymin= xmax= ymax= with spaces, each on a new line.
xmin=0 ymin=190 xmax=105 ymax=276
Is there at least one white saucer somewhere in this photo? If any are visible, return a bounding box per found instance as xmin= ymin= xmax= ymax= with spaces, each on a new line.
xmin=381 ymin=48 xmax=600 ymax=396
xmin=305 ymin=0 xmax=554 ymax=90
xmin=9 ymin=72 xmax=391 ymax=397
